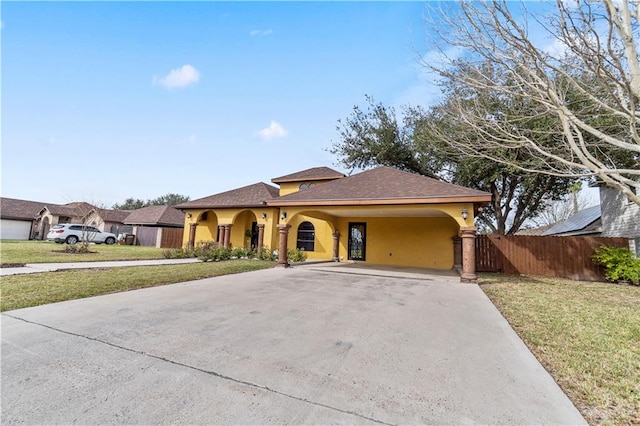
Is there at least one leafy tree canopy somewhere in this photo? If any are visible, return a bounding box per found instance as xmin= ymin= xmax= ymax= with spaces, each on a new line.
xmin=113 ymin=193 xmax=190 ymax=210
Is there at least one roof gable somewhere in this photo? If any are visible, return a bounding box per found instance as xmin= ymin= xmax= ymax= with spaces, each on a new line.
xmin=271 ymin=166 xmax=490 ymax=204
xmin=271 ymin=166 xmax=345 ymax=184
xmin=175 ymin=182 xmax=280 ymax=209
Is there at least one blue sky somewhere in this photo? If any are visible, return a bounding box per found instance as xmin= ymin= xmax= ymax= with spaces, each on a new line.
xmin=2 ymin=1 xmax=444 ymax=207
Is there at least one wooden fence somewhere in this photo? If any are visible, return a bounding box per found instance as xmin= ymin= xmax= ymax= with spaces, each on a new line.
xmin=476 ymin=235 xmax=629 ymax=281
xmin=160 ymin=227 xmax=184 ymax=249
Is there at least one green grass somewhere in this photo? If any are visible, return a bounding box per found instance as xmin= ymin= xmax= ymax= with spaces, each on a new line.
xmin=0 ymin=240 xmax=168 ymax=265
xmin=481 ymin=273 xmax=640 ymax=425
xmin=0 ymin=260 xmax=273 ymax=311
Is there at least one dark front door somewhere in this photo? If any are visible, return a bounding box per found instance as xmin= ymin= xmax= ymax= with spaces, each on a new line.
xmin=348 ymin=222 xmax=366 ymax=261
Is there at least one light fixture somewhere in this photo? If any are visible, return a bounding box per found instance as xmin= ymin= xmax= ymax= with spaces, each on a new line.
xmin=461 ymin=208 xmax=468 ymax=220
xmin=187 ymin=213 xmax=192 ymax=219
xmin=281 ymin=212 xmax=287 ymax=220
xmin=262 ymin=212 xmax=267 ymax=219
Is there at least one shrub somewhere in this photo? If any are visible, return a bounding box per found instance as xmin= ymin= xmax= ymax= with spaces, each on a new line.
xmin=287 ymin=248 xmax=307 ymax=263
xmin=593 ymin=245 xmax=640 ymax=285
xmin=231 ymin=247 xmax=253 ymax=258
xmin=256 ymin=246 xmax=276 ymax=261
xmin=64 ymin=244 xmax=91 ymax=254
xmin=199 ymin=246 xmax=232 ymax=262
xmin=163 ymin=248 xmax=189 ymax=259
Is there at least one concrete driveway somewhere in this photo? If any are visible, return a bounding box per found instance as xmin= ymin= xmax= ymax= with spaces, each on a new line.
xmin=1 ymin=264 xmax=585 ymax=425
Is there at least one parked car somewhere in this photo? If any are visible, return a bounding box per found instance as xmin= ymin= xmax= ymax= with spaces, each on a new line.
xmin=47 ymin=224 xmax=117 ymax=245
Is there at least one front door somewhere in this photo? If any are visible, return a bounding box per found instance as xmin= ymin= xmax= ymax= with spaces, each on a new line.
xmin=348 ymin=222 xmax=366 ymax=261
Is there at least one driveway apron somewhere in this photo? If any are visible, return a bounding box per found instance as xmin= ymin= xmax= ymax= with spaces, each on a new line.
xmin=1 ymin=266 xmax=586 ymax=425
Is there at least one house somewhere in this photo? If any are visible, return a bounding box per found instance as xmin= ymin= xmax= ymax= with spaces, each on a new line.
xmin=123 ymin=205 xmax=185 ymax=248
xmin=176 ymin=166 xmax=491 ymax=282
xmin=36 ymin=202 xmax=95 ymax=239
xmin=82 ymin=208 xmax=132 ymax=234
xmin=541 ymin=205 xmax=602 ymax=237
xmin=598 ymin=183 xmax=640 ymax=255
xmin=0 ymin=197 xmax=50 ymax=240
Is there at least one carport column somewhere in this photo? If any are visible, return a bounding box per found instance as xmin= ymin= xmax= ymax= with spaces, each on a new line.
xmin=188 ymin=223 xmax=197 ymax=249
xmin=217 ymin=225 xmax=225 ymax=244
xmin=332 ymin=231 xmax=340 ymax=262
xmin=257 ymin=224 xmax=265 ymax=251
xmin=223 ymin=224 xmax=232 ymax=249
xmin=277 ymin=224 xmax=291 ymax=268
xmin=460 ymin=227 xmax=478 ymax=283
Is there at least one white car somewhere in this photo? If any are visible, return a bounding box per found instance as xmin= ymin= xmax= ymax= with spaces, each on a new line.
xmin=47 ymin=224 xmax=117 ymax=245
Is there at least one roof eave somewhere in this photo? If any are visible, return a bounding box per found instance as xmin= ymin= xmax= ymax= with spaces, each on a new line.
xmin=268 ymin=195 xmax=492 ymax=207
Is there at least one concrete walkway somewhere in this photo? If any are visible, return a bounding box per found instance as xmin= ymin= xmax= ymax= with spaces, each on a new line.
xmin=0 ymin=258 xmax=200 ymax=276
xmin=1 ymin=266 xmax=586 ymax=424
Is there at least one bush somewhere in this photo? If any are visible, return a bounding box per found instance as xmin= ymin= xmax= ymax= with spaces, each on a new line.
xmin=64 ymin=244 xmax=91 ymax=254
xmin=287 ymin=248 xmax=307 ymax=263
xmin=593 ymin=245 xmax=640 ymax=285
xmin=231 ymin=247 xmax=254 ymax=258
xmin=163 ymin=248 xmax=190 ymax=259
xmin=256 ymin=246 xmax=276 ymax=261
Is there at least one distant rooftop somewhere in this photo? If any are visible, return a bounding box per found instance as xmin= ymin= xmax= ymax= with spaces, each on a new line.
xmin=542 ymin=205 xmax=602 ymax=236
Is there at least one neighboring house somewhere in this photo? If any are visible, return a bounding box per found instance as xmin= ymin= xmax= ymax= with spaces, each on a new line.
xmin=176 ymin=166 xmax=491 ymax=282
xmin=0 ymin=197 xmax=50 ymax=240
xmin=123 ymin=205 xmax=185 ymax=228
xmin=82 ymin=208 xmax=131 ymax=234
xmin=123 ymin=205 xmax=185 ymax=248
xmin=599 ymin=183 xmax=640 ymax=255
xmin=35 ymin=202 xmax=94 ymax=240
xmin=541 ymin=205 xmax=602 ymax=237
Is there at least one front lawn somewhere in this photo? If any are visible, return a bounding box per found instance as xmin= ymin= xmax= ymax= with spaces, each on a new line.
xmin=481 ymin=274 xmax=640 ymax=425
xmin=0 ymin=260 xmax=274 ymax=312
xmin=0 ymin=240 xmax=167 ymax=265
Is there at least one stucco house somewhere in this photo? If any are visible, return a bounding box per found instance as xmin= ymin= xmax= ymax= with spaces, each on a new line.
xmin=176 ymin=166 xmax=491 ymax=282
xmin=0 ymin=197 xmax=49 ymax=240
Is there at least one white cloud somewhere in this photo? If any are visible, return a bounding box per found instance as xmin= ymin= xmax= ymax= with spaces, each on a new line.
xmin=250 ymin=29 xmax=273 ymax=36
xmin=257 ymin=121 xmax=288 ymax=140
xmin=153 ymin=64 xmax=200 ymax=89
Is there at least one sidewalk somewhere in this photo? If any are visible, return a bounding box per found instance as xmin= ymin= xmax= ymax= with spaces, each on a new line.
xmin=0 ymin=258 xmax=201 ymax=276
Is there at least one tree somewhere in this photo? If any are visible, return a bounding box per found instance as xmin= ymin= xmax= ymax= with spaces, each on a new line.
xmin=331 ymin=96 xmax=576 ymax=234
xmin=113 ymin=198 xmax=146 ymax=210
xmin=422 ymin=0 xmax=639 ymax=205
xmin=528 ymin=182 xmax=597 ymax=228
xmin=112 ymin=193 xmax=190 ymax=210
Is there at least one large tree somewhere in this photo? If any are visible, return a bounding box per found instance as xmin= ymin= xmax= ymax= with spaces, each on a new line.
xmin=331 ymin=96 xmax=576 ymax=234
xmin=113 ymin=193 xmax=190 ymax=210
xmin=423 ymin=0 xmax=639 ymax=205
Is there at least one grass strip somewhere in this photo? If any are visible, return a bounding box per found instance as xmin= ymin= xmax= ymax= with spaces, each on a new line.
xmin=0 ymin=260 xmax=274 ymax=312
xmin=480 ymin=273 xmax=640 ymax=425
xmin=1 ymin=241 xmax=168 ymax=265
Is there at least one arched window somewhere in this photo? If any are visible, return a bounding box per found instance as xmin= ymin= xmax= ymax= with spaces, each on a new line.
xmin=297 ymin=221 xmax=315 ymax=252
xmin=299 ymin=183 xmax=308 ymax=190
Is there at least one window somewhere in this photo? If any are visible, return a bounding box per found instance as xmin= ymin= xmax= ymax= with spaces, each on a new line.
xmin=296 ymin=221 xmax=315 ymax=252
xmin=299 ymin=183 xmax=308 ymax=190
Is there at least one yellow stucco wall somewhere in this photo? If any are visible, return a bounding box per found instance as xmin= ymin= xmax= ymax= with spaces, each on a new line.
xmin=336 ymin=216 xmax=459 ymax=269
xmin=277 ymin=179 xmax=339 ymax=196
xmin=285 ymin=214 xmax=336 ymax=260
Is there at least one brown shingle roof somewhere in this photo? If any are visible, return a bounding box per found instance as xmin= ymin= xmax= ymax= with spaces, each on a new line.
xmin=46 ymin=202 xmax=94 ymax=217
xmin=97 ymin=209 xmax=131 ymax=223
xmin=175 ymin=182 xmax=280 ymax=209
xmin=124 ymin=205 xmax=185 ymax=227
xmin=271 ymin=166 xmax=345 ymax=183
xmin=0 ymin=197 xmax=49 ymax=220
xmin=270 ymin=166 xmax=491 ymax=205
